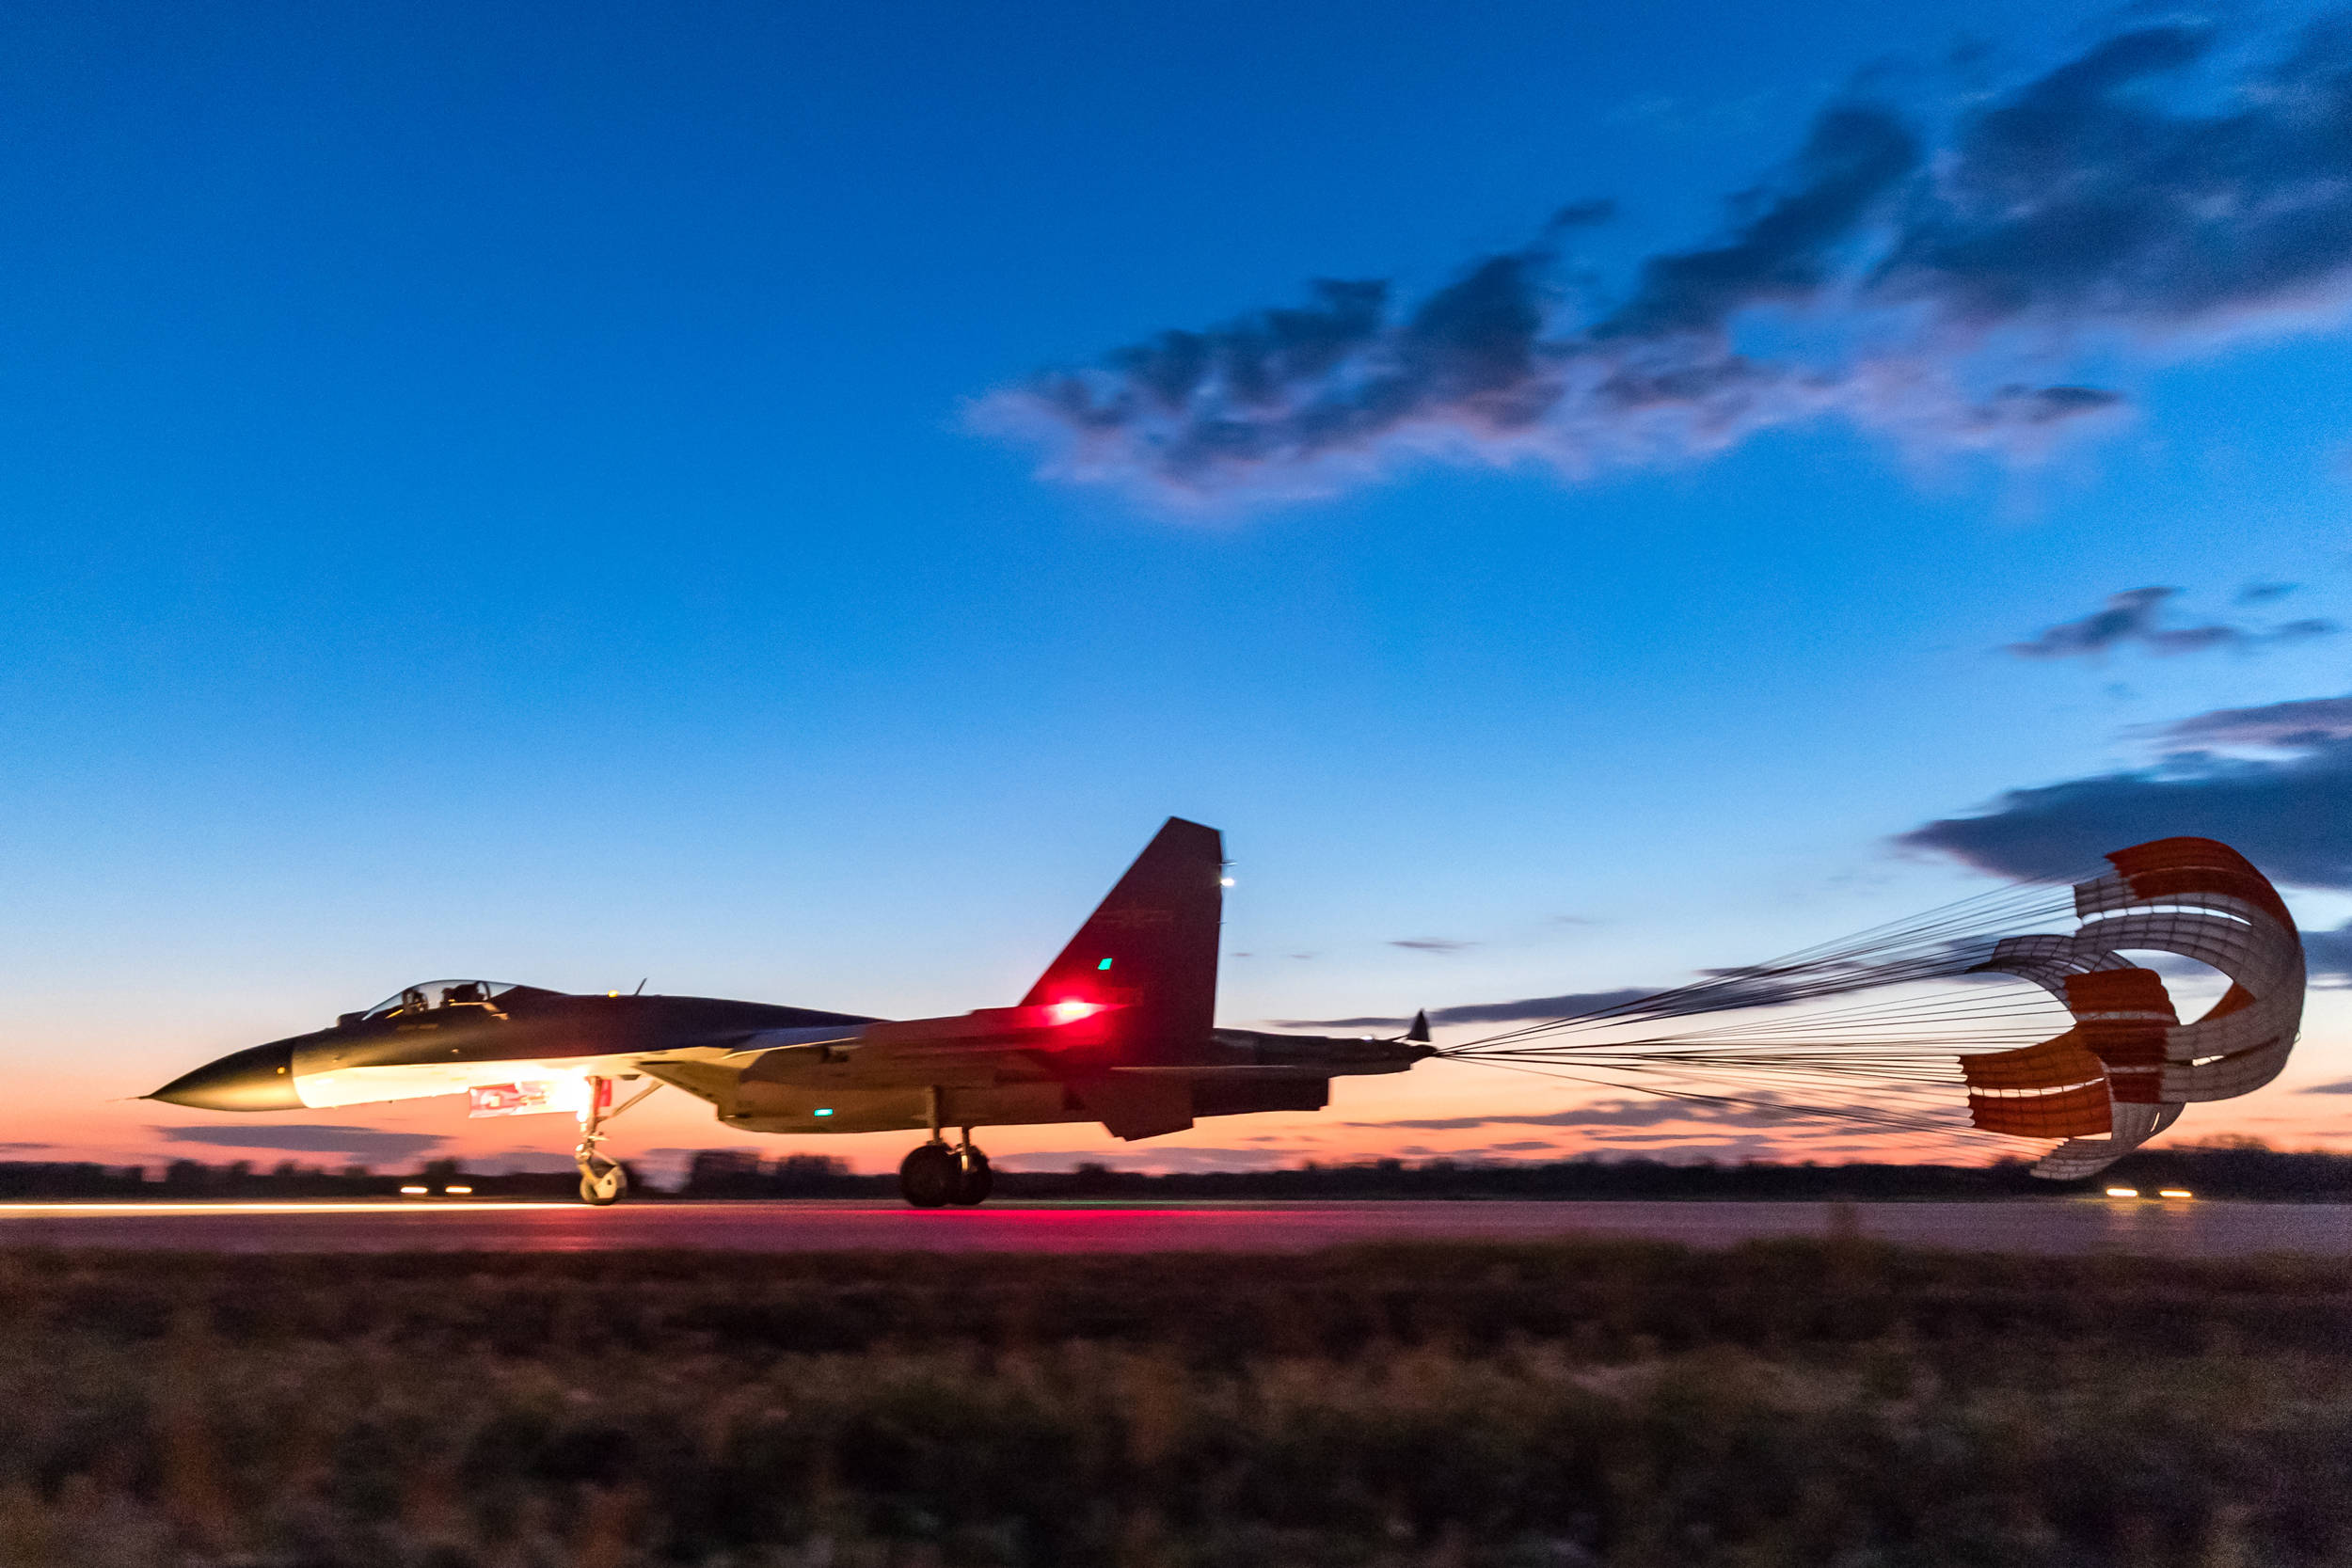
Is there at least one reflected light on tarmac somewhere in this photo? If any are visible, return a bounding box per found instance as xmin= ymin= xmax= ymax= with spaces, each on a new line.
xmin=0 ymin=1199 xmax=2344 ymax=1257
xmin=0 ymin=1202 xmax=568 ymax=1216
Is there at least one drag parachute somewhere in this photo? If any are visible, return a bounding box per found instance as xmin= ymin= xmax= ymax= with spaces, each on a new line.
xmin=1438 ymin=837 xmax=2305 ymax=1179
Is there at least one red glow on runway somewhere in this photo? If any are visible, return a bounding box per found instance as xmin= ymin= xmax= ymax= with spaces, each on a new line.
xmin=0 ymin=1198 xmax=2344 ymax=1257
xmin=0 ymin=1201 xmax=566 ymax=1216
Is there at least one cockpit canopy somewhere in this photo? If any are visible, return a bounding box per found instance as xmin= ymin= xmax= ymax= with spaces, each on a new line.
xmin=360 ymin=979 xmax=526 ymax=1019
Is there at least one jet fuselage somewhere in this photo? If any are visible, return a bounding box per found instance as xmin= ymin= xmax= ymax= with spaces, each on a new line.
xmin=146 ymin=817 xmax=1436 ymax=1204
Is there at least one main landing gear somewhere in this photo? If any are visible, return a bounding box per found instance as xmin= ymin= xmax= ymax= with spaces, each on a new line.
xmin=899 ymin=1140 xmax=992 ymax=1207
xmin=899 ymin=1097 xmax=993 ymax=1208
xmin=575 ymin=1074 xmax=661 ymax=1206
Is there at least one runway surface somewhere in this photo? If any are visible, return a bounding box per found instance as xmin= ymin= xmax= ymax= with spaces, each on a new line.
xmin=0 ymin=1197 xmax=2345 ymax=1254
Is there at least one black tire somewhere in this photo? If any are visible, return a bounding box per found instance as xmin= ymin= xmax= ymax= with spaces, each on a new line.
xmin=898 ymin=1143 xmax=961 ymax=1208
xmin=951 ymin=1149 xmax=993 ymax=1206
xmin=579 ymin=1164 xmax=628 ymax=1206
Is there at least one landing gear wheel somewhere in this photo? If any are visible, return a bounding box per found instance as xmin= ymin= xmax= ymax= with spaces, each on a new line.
xmin=951 ymin=1148 xmax=993 ymax=1206
xmin=899 ymin=1143 xmax=961 ymax=1208
xmin=579 ymin=1162 xmax=628 ymax=1206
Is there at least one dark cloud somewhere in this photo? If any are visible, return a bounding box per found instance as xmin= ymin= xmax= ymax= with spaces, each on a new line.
xmin=1872 ymin=22 xmax=2352 ymax=328
xmin=151 ymin=1125 xmax=449 ymax=1162
xmin=1549 ymin=199 xmax=1617 ymax=230
xmin=2006 ymin=587 xmax=2336 ymax=659
xmin=1597 ymin=104 xmax=1920 ymax=340
xmin=2302 ymin=920 xmax=2352 ymax=982
xmin=1898 ymin=703 xmax=2352 ymax=888
xmin=979 ymin=16 xmax=2352 ymax=503
xmin=1286 ymin=954 xmax=2022 ymax=1036
xmin=1389 ymin=937 xmax=1476 ymax=953
xmin=1431 ymin=987 xmax=1653 ymax=1025
xmin=1278 ymin=987 xmax=1651 ymax=1032
xmin=2238 ymin=581 xmax=2299 ymax=605
xmin=2298 ymin=1078 xmax=2352 ymax=1094
xmin=0 ymin=1143 xmax=55 ymax=1153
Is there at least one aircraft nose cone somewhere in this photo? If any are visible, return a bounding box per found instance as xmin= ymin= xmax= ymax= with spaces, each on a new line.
xmin=149 ymin=1039 xmax=302 ymax=1111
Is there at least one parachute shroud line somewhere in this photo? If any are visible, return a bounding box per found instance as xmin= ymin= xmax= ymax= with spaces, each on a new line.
xmin=1436 ymin=837 xmax=2306 ymax=1180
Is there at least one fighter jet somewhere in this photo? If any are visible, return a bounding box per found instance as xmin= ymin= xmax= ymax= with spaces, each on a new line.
xmin=149 ymin=818 xmax=1434 ymax=1205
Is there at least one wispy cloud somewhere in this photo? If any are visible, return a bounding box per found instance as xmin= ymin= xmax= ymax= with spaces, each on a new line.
xmin=977 ymin=16 xmax=2352 ymax=505
xmin=151 ymin=1125 xmax=449 ymax=1162
xmin=2006 ymin=587 xmax=2334 ymax=659
xmin=1388 ymin=937 xmax=1477 ymax=953
xmin=2145 ymin=694 xmax=2352 ymax=749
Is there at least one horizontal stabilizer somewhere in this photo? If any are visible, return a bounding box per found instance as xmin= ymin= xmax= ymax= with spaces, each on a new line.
xmin=1065 ymin=1073 xmax=1196 ymax=1140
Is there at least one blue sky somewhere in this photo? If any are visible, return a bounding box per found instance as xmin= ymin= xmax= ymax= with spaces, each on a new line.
xmin=6 ymin=0 xmax=2352 ymax=1171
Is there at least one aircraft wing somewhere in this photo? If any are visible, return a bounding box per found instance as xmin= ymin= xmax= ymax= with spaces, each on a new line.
xmin=631 ymin=1003 xmax=1114 ymax=1105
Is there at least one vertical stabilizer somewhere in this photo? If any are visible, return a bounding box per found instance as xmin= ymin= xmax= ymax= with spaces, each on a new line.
xmin=1022 ymin=817 xmax=1223 ymax=1062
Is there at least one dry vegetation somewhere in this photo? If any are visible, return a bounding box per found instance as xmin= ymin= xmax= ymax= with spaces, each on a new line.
xmin=1 ymin=1240 xmax=2348 ymax=1566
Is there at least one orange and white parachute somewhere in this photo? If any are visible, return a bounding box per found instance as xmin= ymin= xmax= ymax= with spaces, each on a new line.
xmin=1963 ymin=838 xmax=2303 ymax=1177
xmin=1438 ymin=837 xmax=2306 ymax=1179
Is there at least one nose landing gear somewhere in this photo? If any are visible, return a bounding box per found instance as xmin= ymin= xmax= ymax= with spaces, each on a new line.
xmin=899 ymin=1124 xmax=993 ymax=1208
xmin=578 ymin=1157 xmax=628 ymax=1206
xmin=573 ymin=1075 xmax=661 ymax=1206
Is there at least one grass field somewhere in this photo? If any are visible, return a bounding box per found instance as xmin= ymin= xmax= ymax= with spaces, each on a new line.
xmin=3 ymin=1239 xmax=2348 ymax=1566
